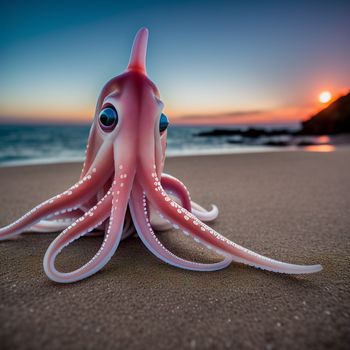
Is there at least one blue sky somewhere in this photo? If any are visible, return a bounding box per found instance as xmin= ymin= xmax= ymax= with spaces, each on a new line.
xmin=0 ymin=0 xmax=349 ymax=125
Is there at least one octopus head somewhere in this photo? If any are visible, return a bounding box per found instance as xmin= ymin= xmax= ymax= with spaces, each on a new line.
xmin=84 ymin=28 xmax=169 ymax=188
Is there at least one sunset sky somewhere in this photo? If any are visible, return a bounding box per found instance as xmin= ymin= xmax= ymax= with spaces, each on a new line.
xmin=0 ymin=0 xmax=349 ymax=126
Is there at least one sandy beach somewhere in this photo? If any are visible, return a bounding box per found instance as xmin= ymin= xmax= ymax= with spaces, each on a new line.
xmin=0 ymin=150 xmax=349 ymax=350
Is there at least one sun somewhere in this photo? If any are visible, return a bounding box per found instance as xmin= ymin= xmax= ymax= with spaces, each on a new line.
xmin=319 ymin=91 xmax=332 ymax=104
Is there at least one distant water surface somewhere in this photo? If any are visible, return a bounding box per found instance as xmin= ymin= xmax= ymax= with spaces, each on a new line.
xmin=0 ymin=124 xmax=296 ymax=166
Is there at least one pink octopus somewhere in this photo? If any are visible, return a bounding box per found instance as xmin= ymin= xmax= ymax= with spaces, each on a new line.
xmin=0 ymin=28 xmax=322 ymax=283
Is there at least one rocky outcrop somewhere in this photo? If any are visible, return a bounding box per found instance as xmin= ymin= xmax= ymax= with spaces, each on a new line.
xmin=302 ymin=92 xmax=350 ymax=134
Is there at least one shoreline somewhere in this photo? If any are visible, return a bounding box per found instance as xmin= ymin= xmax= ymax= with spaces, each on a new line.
xmin=0 ymin=146 xmax=292 ymax=168
xmin=1 ymin=144 xmax=347 ymax=168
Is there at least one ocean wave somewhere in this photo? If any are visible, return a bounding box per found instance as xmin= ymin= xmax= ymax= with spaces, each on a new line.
xmin=0 ymin=124 xmax=292 ymax=167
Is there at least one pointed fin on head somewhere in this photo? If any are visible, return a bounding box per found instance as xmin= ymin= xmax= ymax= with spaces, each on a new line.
xmin=127 ymin=27 xmax=149 ymax=74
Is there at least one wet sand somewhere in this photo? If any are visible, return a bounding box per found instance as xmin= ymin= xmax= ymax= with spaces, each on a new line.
xmin=0 ymin=150 xmax=349 ymax=349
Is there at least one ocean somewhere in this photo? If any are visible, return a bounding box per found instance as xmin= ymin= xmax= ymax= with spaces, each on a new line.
xmin=0 ymin=124 xmax=296 ymax=166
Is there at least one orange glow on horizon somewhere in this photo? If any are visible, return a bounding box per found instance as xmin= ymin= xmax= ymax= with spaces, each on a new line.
xmin=170 ymin=106 xmax=314 ymax=126
xmin=0 ymin=104 xmax=95 ymax=124
xmin=0 ymin=105 xmax=313 ymax=126
xmin=303 ymin=144 xmax=335 ymax=153
xmin=2 ymin=88 xmax=348 ymax=125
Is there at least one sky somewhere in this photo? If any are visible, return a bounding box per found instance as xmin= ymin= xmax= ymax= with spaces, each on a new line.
xmin=0 ymin=0 xmax=349 ymax=126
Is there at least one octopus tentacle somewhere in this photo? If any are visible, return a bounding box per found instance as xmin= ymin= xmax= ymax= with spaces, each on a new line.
xmin=44 ymin=165 xmax=134 ymax=283
xmin=148 ymin=174 xmax=192 ymax=231
xmin=30 ymin=209 xmax=84 ymax=232
xmin=142 ymin=169 xmax=322 ymax=274
xmin=191 ymin=202 xmax=219 ymax=222
xmin=43 ymin=192 xmax=112 ymax=283
xmin=80 ymin=124 xmax=100 ymax=179
xmin=0 ymin=145 xmax=113 ymax=241
xmin=0 ymin=170 xmax=98 ymax=240
xmin=28 ymin=219 xmax=75 ymax=233
xmin=130 ymin=180 xmax=232 ymax=271
xmin=160 ymin=174 xmax=192 ymax=210
xmin=148 ymin=210 xmax=173 ymax=232
xmin=152 ymin=203 xmax=218 ymax=230
xmin=161 ymin=173 xmax=219 ymax=222
xmin=150 ymin=173 xmax=218 ymax=231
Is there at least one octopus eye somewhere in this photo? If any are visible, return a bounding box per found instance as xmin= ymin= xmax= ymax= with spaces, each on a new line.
xmin=159 ymin=113 xmax=169 ymax=133
xmin=99 ymin=107 xmax=118 ymax=131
